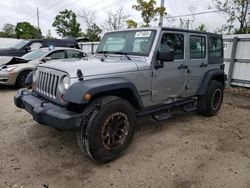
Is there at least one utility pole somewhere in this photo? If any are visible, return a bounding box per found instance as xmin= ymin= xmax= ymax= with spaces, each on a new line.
xmin=187 ymin=19 xmax=190 ymax=30
xmin=37 ymin=7 xmax=40 ymax=29
xmin=159 ymin=0 xmax=164 ymax=27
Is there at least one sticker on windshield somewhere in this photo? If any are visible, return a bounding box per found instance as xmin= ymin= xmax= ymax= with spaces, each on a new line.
xmin=135 ymin=31 xmax=152 ymax=38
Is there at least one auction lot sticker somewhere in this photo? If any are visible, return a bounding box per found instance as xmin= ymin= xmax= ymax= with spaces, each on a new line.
xmin=135 ymin=31 xmax=152 ymax=38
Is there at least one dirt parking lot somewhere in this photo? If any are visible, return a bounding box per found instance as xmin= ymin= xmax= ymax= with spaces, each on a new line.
xmin=0 ymin=86 xmax=250 ymax=188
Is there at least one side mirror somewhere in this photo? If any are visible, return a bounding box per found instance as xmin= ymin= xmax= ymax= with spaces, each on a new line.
xmin=42 ymin=56 xmax=52 ymax=62
xmin=24 ymin=46 xmax=31 ymax=52
xmin=157 ymin=45 xmax=175 ymax=62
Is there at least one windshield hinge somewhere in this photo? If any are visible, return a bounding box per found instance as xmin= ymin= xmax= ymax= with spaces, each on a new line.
xmin=77 ymin=69 xmax=83 ymax=81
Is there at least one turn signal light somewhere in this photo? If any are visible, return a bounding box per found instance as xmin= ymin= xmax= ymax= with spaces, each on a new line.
xmin=84 ymin=93 xmax=92 ymax=101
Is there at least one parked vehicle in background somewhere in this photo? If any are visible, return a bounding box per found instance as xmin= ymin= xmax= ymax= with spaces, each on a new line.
xmin=15 ymin=27 xmax=226 ymax=162
xmin=0 ymin=38 xmax=21 ymax=49
xmin=0 ymin=38 xmax=80 ymax=57
xmin=0 ymin=47 xmax=85 ymax=88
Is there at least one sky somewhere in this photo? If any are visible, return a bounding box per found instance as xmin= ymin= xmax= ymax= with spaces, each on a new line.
xmin=0 ymin=0 xmax=231 ymax=38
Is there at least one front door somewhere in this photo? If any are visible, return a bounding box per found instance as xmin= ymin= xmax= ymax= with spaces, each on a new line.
xmin=151 ymin=32 xmax=187 ymax=102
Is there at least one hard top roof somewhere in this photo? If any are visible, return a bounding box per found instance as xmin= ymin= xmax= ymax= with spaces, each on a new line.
xmin=105 ymin=27 xmax=222 ymax=38
xmin=161 ymin=27 xmax=222 ymax=37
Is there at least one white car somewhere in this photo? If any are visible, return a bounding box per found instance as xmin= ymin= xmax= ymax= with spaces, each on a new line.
xmin=0 ymin=47 xmax=86 ymax=88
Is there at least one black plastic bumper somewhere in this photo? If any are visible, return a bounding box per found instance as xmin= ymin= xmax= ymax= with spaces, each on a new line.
xmin=14 ymin=89 xmax=82 ymax=130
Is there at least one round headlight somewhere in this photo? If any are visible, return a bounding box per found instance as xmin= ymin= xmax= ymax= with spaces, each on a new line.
xmin=62 ymin=75 xmax=70 ymax=90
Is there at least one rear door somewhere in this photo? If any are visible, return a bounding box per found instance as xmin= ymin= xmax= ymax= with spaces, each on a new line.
xmin=185 ymin=34 xmax=208 ymax=96
xmin=151 ymin=31 xmax=188 ymax=102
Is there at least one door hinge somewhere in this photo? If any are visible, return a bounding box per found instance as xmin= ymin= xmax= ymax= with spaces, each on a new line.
xmin=152 ymin=71 xmax=159 ymax=77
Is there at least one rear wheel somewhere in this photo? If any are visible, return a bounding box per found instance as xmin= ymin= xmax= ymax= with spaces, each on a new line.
xmin=77 ymin=96 xmax=136 ymax=163
xmin=16 ymin=70 xmax=31 ymax=88
xmin=198 ymin=80 xmax=224 ymax=116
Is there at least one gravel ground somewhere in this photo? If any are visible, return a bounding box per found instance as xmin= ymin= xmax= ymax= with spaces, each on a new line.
xmin=0 ymin=86 xmax=250 ymax=188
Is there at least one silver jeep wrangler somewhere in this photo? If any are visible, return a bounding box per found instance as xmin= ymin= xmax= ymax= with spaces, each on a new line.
xmin=15 ymin=27 xmax=226 ymax=162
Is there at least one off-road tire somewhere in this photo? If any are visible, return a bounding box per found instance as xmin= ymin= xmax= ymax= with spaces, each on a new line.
xmin=16 ymin=70 xmax=31 ymax=88
xmin=77 ymin=96 xmax=136 ymax=163
xmin=198 ymin=80 xmax=224 ymax=116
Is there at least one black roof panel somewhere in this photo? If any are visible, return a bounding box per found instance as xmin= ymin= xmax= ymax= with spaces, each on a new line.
xmin=161 ymin=27 xmax=222 ymax=38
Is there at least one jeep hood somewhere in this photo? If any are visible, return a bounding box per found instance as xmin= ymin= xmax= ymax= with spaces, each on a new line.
xmin=39 ymin=57 xmax=144 ymax=78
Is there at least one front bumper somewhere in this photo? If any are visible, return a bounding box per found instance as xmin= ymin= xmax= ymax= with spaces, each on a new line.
xmin=0 ymin=71 xmax=16 ymax=85
xmin=14 ymin=89 xmax=82 ymax=130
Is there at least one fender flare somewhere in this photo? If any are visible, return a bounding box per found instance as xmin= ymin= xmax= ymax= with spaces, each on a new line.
xmin=64 ymin=77 xmax=144 ymax=108
xmin=197 ymin=69 xmax=226 ymax=96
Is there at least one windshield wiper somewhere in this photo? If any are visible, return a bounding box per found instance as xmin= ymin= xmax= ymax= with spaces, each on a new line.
xmin=112 ymin=52 xmax=131 ymax=60
xmin=96 ymin=50 xmax=108 ymax=58
xmin=97 ymin=51 xmax=131 ymax=60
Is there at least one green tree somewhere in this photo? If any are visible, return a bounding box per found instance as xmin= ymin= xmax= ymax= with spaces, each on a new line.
xmin=0 ymin=31 xmax=7 ymax=38
xmin=196 ymin=24 xmax=207 ymax=32
xmin=213 ymin=0 xmax=250 ymax=34
xmin=83 ymin=24 xmax=102 ymax=41
xmin=15 ymin=22 xmax=42 ymax=39
xmin=127 ymin=19 xmax=138 ymax=28
xmin=78 ymin=8 xmax=102 ymax=41
xmin=53 ymin=9 xmax=81 ymax=38
xmin=2 ymin=23 xmax=16 ymax=38
xmin=132 ymin=0 xmax=166 ymax=27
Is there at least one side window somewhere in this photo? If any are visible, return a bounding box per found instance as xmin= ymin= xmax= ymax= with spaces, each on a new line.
xmin=209 ymin=37 xmax=223 ymax=58
xmin=29 ymin=42 xmax=42 ymax=51
xmin=190 ymin=36 xmax=206 ymax=59
xmin=47 ymin=50 xmax=65 ymax=60
xmin=67 ymin=50 xmax=84 ymax=59
xmin=160 ymin=33 xmax=184 ymax=60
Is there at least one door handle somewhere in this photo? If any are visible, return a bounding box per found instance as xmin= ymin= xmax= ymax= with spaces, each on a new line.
xmin=200 ymin=63 xmax=208 ymax=68
xmin=187 ymin=68 xmax=192 ymax=73
xmin=178 ymin=64 xmax=188 ymax=69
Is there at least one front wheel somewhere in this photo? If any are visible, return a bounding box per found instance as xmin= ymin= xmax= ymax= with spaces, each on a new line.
xmin=77 ymin=96 xmax=136 ymax=163
xmin=16 ymin=70 xmax=31 ymax=88
xmin=198 ymin=80 xmax=224 ymax=116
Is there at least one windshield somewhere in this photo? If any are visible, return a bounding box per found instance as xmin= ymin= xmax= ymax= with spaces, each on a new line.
xmin=96 ymin=30 xmax=156 ymax=56
xmin=22 ymin=49 xmax=48 ymax=60
xmin=10 ymin=40 xmax=29 ymax=49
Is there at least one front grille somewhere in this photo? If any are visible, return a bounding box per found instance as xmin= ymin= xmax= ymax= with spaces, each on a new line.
xmin=36 ymin=70 xmax=60 ymax=99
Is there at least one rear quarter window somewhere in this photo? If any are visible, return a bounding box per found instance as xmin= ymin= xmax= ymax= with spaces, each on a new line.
xmin=209 ymin=37 xmax=223 ymax=58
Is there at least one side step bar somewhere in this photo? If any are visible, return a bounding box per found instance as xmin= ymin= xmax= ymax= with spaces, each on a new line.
xmin=136 ymin=98 xmax=197 ymax=117
xmin=152 ymin=111 xmax=172 ymax=122
xmin=182 ymin=103 xmax=197 ymax=113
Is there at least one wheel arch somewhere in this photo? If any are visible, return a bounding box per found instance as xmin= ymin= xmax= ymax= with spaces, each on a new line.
xmin=198 ymin=69 xmax=226 ymax=96
xmin=65 ymin=78 xmax=144 ymax=110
